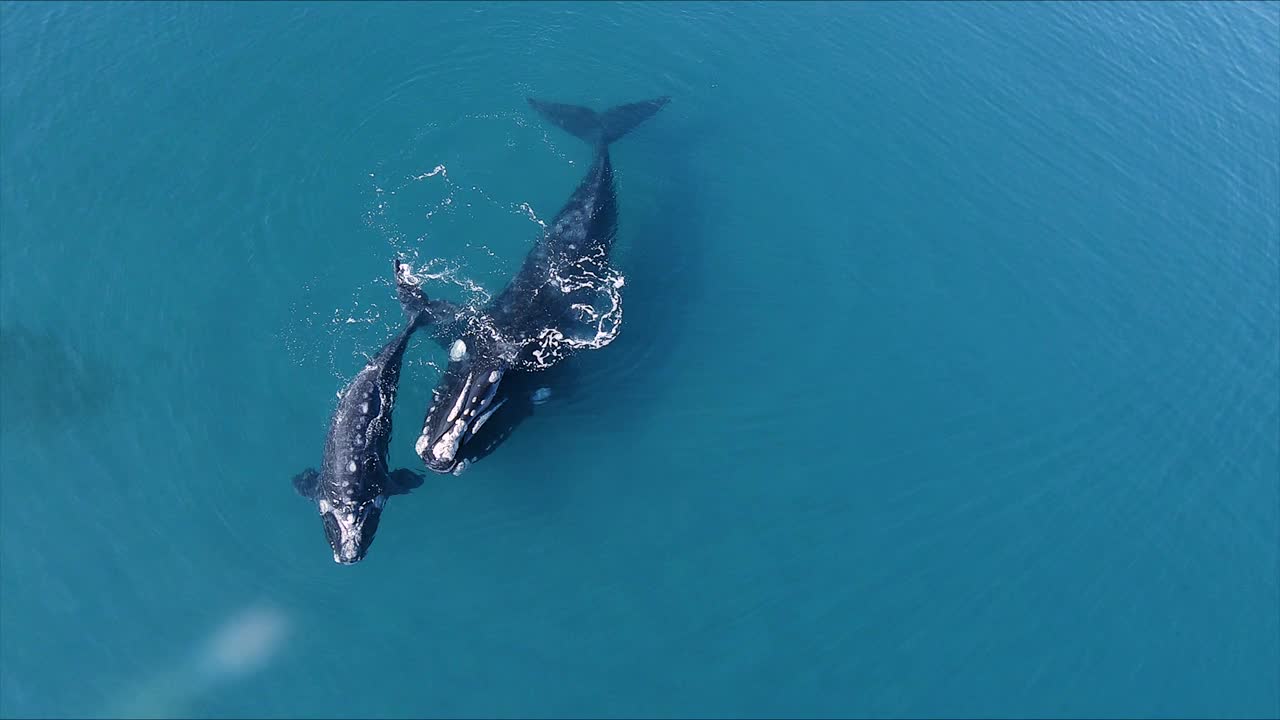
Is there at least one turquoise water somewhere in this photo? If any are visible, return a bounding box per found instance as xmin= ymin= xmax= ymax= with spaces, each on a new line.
xmin=2 ymin=1 xmax=1278 ymax=717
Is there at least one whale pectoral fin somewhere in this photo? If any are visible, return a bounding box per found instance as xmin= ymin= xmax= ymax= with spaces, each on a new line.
xmin=387 ymin=468 xmax=425 ymax=496
xmin=291 ymin=468 xmax=320 ymax=499
xmin=393 ymin=259 xmax=465 ymax=328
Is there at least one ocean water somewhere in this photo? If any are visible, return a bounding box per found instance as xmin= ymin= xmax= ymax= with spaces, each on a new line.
xmin=1 ymin=1 xmax=1277 ymax=717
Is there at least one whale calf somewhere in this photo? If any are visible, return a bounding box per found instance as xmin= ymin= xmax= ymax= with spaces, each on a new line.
xmin=292 ymin=267 xmax=457 ymax=563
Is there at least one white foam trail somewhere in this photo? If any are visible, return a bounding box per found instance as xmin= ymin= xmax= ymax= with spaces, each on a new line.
xmin=517 ymin=243 xmax=626 ymax=370
xmin=516 ymin=201 xmax=547 ymax=229
xmin=411 ymin=165 xmax=447 ymax=181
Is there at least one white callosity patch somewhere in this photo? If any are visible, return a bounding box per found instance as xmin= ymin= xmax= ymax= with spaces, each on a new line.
xmin=347 ymin=460 xmax=357 ymax=473
xmin=445 ymin=373 xmax=473 ymax=423
xmin=331 ymin=507 xmax=363 ymax=561
xmin=319 ymin=493 xmax=381 ymax=561
xmin=323 ymin=493 xmax=386 ymax=562
xmin=431 ymin=419 xmax=468 ymax=463
xmin=419 ymin=370 xmax=504 ymax=466
xmin=449 ymin=339 xmax=468 ymax=362
xmin=468 ymin=398 xmax=505 ymax=437
xmin=478 ymin=376 xmax=500 ymax=409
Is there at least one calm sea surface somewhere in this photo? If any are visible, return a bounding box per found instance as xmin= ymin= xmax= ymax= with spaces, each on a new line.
xmin=1 ymin=2 xmax=1277 ymax=717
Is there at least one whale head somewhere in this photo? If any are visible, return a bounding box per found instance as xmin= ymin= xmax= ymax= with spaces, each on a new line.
xmin=416 ymin=340 xmax=508 ymax=474
xmin=318 ymin=493 xmax=385 ymax=565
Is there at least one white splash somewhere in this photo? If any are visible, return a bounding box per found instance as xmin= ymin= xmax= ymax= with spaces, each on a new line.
xmin=411 ymin=165 xmax=447 ymax=181
xmin=516 ymin=201 xmax=547 ymax=229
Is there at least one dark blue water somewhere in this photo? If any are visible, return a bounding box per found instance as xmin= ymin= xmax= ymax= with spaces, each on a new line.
xmin=2 ymin=2 xmax=1277 ymax=717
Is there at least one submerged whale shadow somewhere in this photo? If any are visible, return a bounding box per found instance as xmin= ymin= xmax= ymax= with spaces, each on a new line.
xmin=0 ymin=323 xmax=123 ymax=433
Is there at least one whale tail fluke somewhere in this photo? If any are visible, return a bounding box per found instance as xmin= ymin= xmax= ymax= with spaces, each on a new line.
xmin=528 ymin=96 xmax=669 ymax=146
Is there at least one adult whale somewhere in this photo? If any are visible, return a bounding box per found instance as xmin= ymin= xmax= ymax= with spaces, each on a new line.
xmin=291 ymin=272 xmax=457 ymax=563
xmin=397 ymin=96 xmax=668 ymax=475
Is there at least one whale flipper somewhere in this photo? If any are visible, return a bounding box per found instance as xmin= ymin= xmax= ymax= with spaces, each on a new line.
xmin=394 ymin=260 xmax=463 ymax=328
xmin=386 ymin=468 xmax=424 ymax=496
xmin=528 ymin=96 xmax=669 ymax=146
xmin=292 ymin=468 xmax=319 ymax=499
